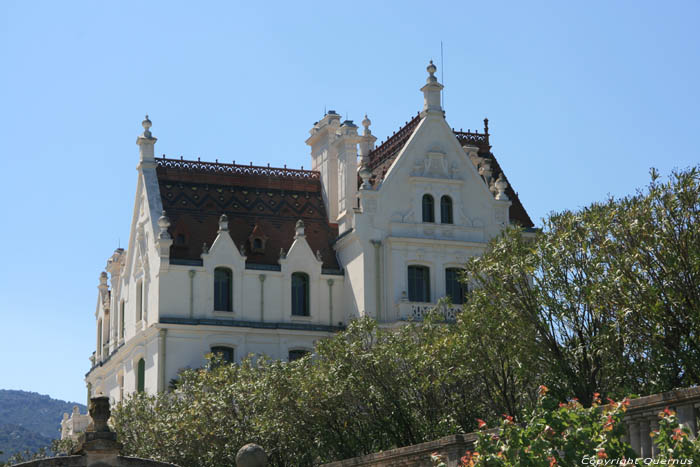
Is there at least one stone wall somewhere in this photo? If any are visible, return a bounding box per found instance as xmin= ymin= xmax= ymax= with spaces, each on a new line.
xmin=321 ymin=433 xmax=478 ymax=467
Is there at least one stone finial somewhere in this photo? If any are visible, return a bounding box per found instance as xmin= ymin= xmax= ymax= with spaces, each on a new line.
xmin=279 ymin=248 xmax=287 ymax=260
xmin=88 ymin=396 xmax=111 ymax=433
xmin=316 ymin=250 xmax=323 ymax=261
xmin=495 ymin=173 xmax=509 ymax=200
xmin=240 ymin=243 xmax=246 ymax=256
xmin=359 ymin=163 xmax=372 ymax=189
xmin=427 ymin=60 xmax=437 ymax=80
xmin=361 ymin=114 xmax=372 ymax=136
xmin=141 ymin=115 xmax=153 ymax=138
xmin=136 ymin=114 xmax=157 ymax=163
xmin=99 ymin=271 xmax=108 ymax=286
xmin=479 ymin=159 xmax=492 ymax=182
xmin=219 ymin=214 xmax=229 ymax=232
xmin=158 ymin=211 xmax=171 ymax=240
xmin=295 ymin=219 xmax=305 ymax=238
xmin=421 ymin=60 xmax=443 ymax=116
xmin=236 ymin=443 xmax=268 ymax=467
xmin=202 ymin=242 xmax=209 ymax=254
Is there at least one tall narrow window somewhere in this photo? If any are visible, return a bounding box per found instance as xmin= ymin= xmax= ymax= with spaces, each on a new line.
xmin=96 ymin=318 xmax=102 ymax=356
xmin=291 ymin=272 xmax=310 ymax=316
xmin=422 ymin=194 xmax=435 ymax=222
xmin=408 ymin=266 xmax=431 ymax=302
xmin=119 ymin=300 xmax=125 ymax=339
xmin=136 ymin=358 xmax=145 ymax=393
xmin=445 ymin=268 xmax=468 ymax=305
xmin=104 ymin=311 xmax=110 ymax=346
xmin=211 ymin=346 xmax=234 ymax=364
xmin=136 ymin=281 xmax=143 ymax=322
xmin=440 ymin=196 xmax=453 ymax=224
xmin=214 ymin=267 xmax=233 ymax=311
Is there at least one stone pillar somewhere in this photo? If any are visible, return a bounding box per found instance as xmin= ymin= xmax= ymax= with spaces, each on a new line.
xmin=639 ymin=418 xmax=652 ymax=458
xmin=650 ymin=418 xmax=660 ymax=457
xmin=628 ymin=420 xmax=641 ymax=457
xmin=677 ymin=404 xmax=697 ymax=438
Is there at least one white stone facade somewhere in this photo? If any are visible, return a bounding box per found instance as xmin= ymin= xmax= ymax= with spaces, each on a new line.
xmin=85 ymin=63 xmax=533 ymax=402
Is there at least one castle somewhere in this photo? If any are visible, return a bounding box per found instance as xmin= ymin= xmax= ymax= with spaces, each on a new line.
xmin=85 ymin=62 xmax=533 ymax=399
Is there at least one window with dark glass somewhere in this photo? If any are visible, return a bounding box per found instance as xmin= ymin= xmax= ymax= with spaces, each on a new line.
xmin=291 ymin=272 xmax=310 ymax=316
xmin=440 ymin=196 xmax=453 ymax=224
xmin=445 ymin=268 xmax=468 ymax=305
xmin=408 ymin=265 xmax=431 ymax=302
xmin=214 ymin=267 xmax=233 ymax=311
xmin=119 ymin=300 xmax=125 ymax=339
xmin=137 ymin=358 xmax=145 ymax=393
xmin=422 ymin=194 xmax=435 ymax=222
xmin=288 ymin=349 xmax=310 ymax=362
xmin=211 ymin=346 xmax=234 ymax=364
xmin=136 ymin=281 xmax=143 ymax=321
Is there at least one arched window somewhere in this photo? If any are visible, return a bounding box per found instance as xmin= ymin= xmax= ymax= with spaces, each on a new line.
xmin=445 ymin=268 xmax=468 ymax=305
xmin=211 ymin=346 xmax=234 ymax=364
xmin=422 ymin=194 xmax=435 ymax=223
xmin=440 ymin=196 xmax=453 ymax=224
xmin=408 ymin=265 xmax=431 ymax=302
xmin=288 ymin=349 xmax=310 ymax=362
xmin=291 ymin=272 xmax=310 ymax=316
xmin=214 ymin=267 xmax=233 ymax=311
xmin=136 ymin=358 xmax=145 ymax=393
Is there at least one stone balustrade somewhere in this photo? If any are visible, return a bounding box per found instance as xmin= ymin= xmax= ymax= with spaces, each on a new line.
xmin=624 ymin=386 xmax=700 ymax=458
xmin=398 ymin=301 xmax=462 ymax=322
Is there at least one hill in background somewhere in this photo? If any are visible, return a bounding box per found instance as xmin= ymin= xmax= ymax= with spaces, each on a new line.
xmin=0 ymin=390 xmax=86 ymax=462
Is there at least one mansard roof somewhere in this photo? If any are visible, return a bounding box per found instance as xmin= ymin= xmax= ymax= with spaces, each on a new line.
xmin=156 ymin=158 xmax=341 ymax=270
xmin=366 ymin=114 xmax=534 ymax=228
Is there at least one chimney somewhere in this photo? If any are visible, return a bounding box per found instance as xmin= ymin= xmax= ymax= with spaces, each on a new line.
xmin=334 ymin=120 xmax=361 ymax=223
xmin=306 ymin=110 xmax=341 ymax=221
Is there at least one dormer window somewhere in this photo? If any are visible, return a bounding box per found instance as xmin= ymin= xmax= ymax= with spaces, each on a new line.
xmin=248 ymin=223 xmax=268 ymax=254
xmin=214 ymin=267 xmax=233 ymax=312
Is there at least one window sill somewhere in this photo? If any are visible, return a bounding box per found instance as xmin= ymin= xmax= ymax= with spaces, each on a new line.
xmin=213 ymin=310 xmax=235 ymax=318
xmin=290 ymin=315 xmax=312 ymax=321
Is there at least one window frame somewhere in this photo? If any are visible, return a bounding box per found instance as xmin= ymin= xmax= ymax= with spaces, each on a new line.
xmin=136 ymin=358 xmax=145 ymax=393
xmin=440 ymin=195 xmax=453 ymax=224
xmin=291 ymin=272 xmax=310 ymax=317
xmin=210 ymin=345 xmax=235 ymax=364
xmin=445 ymin=267 xmax=468 ymax=305
xmin=407 ymin=265 xmax=431 ymax=302
xmin=422 ymin=194 xmax=435 ymax=223
xmin=214 ymin=267 xmax=233 ymax=312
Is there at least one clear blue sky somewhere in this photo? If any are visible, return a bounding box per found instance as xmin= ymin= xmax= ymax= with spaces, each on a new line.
xmin=0 ymin=1 xmax=697 ymax=404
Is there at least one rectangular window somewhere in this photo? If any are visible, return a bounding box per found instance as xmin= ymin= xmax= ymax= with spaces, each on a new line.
xmin=408 ymin=266 xmax=430 ymax=302
xmin=445 ymin=268 xmax=468 ymax=305
xmin=211 ymin=346 xmax=234 ymax=364
xmin=136 ymin=281 xmax=143 ymax=322
xmin=119 ymin=300 xmax=125 ymax=339
xmin=291 ymin=272 xmax=310 ymax=316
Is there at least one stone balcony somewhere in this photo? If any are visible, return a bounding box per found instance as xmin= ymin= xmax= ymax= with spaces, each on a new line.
xmin=397 ymin=301 xmax=462 ymax=322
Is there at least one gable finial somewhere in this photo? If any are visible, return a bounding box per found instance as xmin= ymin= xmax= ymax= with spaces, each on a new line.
xmin=218 ymin=214 xmax=229 ymax=232
xmin=295 ymin=219 xmax=305 ymax=238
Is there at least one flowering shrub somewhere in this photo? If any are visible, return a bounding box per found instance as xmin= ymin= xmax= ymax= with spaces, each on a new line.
xmin=459 ymin=386 xmax=636 ymax=466
xmin=652 ymin=408 xmax=700 ymax=464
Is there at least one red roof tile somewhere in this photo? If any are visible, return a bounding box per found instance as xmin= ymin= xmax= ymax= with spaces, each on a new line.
xmin=156 ymin=158 xmax=341 ymax=270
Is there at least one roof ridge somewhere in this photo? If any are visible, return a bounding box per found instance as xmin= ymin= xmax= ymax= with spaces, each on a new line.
xmin=367 ymin=111 xmax=422 ymax=170
xmin=157 ymin=157 xmax=319 ymax=180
